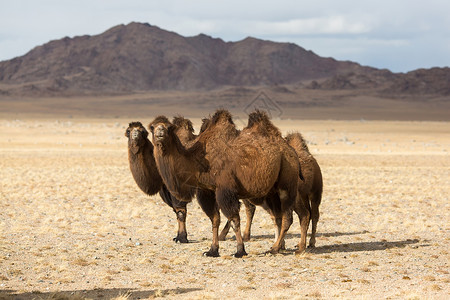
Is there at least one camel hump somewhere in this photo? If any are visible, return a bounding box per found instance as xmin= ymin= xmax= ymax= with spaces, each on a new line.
xmin=246 ymin=110 xmax=281 ymax=138
xmin=286 ymin=132 xmax=310 ymax=152
xmin=211 ymin=109 xmax=234 ymax=126
xmin=172 ymin=115 xmax=194 ymax=133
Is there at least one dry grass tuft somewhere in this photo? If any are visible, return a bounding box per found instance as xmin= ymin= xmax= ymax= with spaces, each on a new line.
xmin=357 ymin=279 xmax=371 ymax=284
xmin=308 ymin=290 xmax=322 ymax=298
xmin=275 ymin=282 xmax=292 ymax=289
xmin=71 ymin=258 xmax=91 ymax=267
xmin=423 ymin=275 xmax=436 ymax=281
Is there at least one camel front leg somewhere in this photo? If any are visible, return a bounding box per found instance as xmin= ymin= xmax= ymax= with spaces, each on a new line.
xmin=173 ymin=207 xmax=188 ymax=243
xmin=197 ymin=189 xmax=220 ymax=257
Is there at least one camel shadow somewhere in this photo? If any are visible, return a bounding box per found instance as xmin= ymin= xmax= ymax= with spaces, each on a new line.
xmin=225 ymin=231 xmax=369 ymax=242
xmin=253 ymin=238 xmax=422 ymax=256
xmin=0 ymin=287 xmax=202 ymax=300
xmin=308 ymin=238 xmax=422 ymax=254
xmin=316 ymin=230 xmax=369 ymax=238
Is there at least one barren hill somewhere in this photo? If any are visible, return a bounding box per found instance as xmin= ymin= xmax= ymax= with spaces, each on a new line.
xmin=0 ymin=22 xmax=371 ymax=95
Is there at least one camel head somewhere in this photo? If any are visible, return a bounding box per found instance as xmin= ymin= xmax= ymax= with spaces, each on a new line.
xmin=172 ymin=115 xmax=196 ymax=141
xmin=149 ymin=116 xmax=174 ymax=150
xmin=126 ymin=122 xmax=149 ymax=154
xmin=172 ymin=115 xmax=194 ymax=134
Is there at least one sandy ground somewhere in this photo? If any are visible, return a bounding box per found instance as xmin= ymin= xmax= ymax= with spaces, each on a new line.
xmin=0 ymin=117 xmax=449 ymax=299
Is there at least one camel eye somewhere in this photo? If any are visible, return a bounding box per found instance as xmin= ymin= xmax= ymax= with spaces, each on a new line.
xmin=149 ymin=125 xmax=154 ymax=132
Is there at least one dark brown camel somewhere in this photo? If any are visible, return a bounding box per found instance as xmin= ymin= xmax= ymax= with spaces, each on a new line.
xmin=219 ymin=130 xmax=323 ymax=253
xmin=149 ymin=109 xmax=300 ymax=257
xmin=125 ymin=120 xmax=196 ymax=243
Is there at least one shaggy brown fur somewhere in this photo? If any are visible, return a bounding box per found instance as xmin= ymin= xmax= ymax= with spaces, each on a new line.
xmin=285 ymin=132 xmax=323 ymax=250
xmin=125 ymin=121 xmax=194 ymax=243
xmin=220 ymin=130 xmax=323 ymax=253
xmin=150 ymin=109 xmax=300 ymax=257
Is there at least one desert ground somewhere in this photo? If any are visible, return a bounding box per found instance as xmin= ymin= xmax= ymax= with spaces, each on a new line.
xmin=0 ymin=113 xmax=449 ymax=299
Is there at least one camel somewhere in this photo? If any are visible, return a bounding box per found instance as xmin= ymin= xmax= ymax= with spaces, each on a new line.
xmin=199 ymin=116 xmax=255 ymax=242
xmin=286 ymin=132 xmax=323 ymax=249
xmin=219 ymin=131 xmax=323 ymax=252
xmin=149 ymin=109 xmax=300 ymax=257
xmin=125 ymin=119 xmax=196 ymax=243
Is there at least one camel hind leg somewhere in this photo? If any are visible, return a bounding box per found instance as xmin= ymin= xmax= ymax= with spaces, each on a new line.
xmin=269 ymin=189 xmax=293 ymax=254
xmin=294 ymin=192 xmax=311 ymax=254
xmin=219 ymin=200 xmax=255 ymax=241
xmin=309 ymin=190 xmax=322 ymax=248
xmin=218 ymin=220 xmax=231 ymax=241
xmin=216 ymin=187 xmax=247 ymax=258
xmin=242 ymin=200 xmax=255 ymax=241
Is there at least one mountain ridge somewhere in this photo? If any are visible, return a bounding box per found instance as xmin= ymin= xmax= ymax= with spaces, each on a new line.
xmin=0 ymin=22 xmax=448 ymax=97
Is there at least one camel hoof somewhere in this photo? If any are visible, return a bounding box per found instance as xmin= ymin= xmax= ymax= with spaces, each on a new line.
xmin=295 ymin=248 xmax=306 ymax=255
xmin=234 ymin=250 xmax=248 ymax=258
xmin=243 ymin=235 xmax=251 ymax=242
xmin=307 ymin=244 xmax=316 ymax=249
xmin=266 ymin=248 xmax=280 ymax=255
xmin=203 ymin=249 xmax=220 ymax=257
xmin=173 ymin=236 xmax=189 ymax=243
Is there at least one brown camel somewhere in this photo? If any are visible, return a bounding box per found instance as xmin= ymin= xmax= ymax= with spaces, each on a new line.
xmin=286 ymin=132 xmax=323 ymax=249
xmin=220 ymin=130 xmax=323 ymax=252
xmin=199 ymin=116 xmax=255 ymax=242
xmin=125 ymin=119 xmax=196 ymax=243
xmin=149 ymin=109 xmax=300 ymax=257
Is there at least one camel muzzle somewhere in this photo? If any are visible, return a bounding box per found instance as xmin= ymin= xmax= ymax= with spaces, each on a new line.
xmin=131 ymin=129 xmax=140 ymax=140
xmin=154 ymin=125 xmax=166 ymax=140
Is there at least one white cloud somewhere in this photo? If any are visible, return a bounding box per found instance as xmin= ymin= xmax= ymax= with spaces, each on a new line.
xmin=249 ymin=16 xmax=372 ymax=36
xmin=0 ymin=0 xmax=449 ymax=71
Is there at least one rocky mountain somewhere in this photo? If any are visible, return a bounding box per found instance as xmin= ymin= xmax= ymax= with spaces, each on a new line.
xmin=308 ymin=67 xmax=450 ymax=96
xmin=0 ymin=22 xmax=448 ymax=97
xmin=0 ymin=22 xmax=369 ymax=95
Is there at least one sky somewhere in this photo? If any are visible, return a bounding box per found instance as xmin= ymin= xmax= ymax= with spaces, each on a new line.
xmin=1 ymin=0 xmax=449 ymax=73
